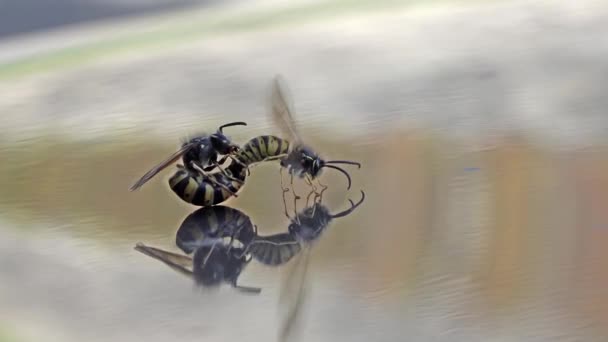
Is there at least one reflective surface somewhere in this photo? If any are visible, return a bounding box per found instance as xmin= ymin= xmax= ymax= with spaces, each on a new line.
xmin=2 ymin=1 xmax=608 ymax=341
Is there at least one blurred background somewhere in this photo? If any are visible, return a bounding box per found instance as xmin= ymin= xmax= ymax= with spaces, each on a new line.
xmin=1 ymin=0 xmax=608 ymax=341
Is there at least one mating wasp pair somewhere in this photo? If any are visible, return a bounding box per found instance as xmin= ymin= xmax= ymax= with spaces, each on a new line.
xmin=128 ymin=75 xmax=361 ymax=206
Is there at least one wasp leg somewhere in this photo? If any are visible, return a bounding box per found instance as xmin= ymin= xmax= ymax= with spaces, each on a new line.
xmin=280 ymin=168 xmax=293 ymax=220
xmin=191 ymin=162 xmax=239 ymax=198
xmin=203 ymin=155 xmax=229 ymax=171
xmin=212 ymin=159 xmax=244 ymax=184
xmin=228 ymin=155 xmax=249 ymax=169
xmin=290 ymin=173 xmax=300 ymax=223
xmin=262 ymin=153 xmax=289 ymax=162
xmin=202 ymin=155 xmax=227 ymax=172
xmin=246 ymin=154 xmax=287 ymax=171
xmin=316 ymin=178 xmax=328 ymax=192
xmin=304 ymin=175 xmax=320 ymax=208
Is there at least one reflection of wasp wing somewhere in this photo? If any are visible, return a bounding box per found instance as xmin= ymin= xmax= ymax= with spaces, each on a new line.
xmin=134 ymin=242 xmax=194 ymax=279
xmin=129 ymin=143 xmax=196 ymax=191
xmin=278 ymin=246 xmax=312 ymax=342
xmin=270 ymin=75 xmax=302 ymax=147
xmin=248 ymin=233 xmax=302 ymax=266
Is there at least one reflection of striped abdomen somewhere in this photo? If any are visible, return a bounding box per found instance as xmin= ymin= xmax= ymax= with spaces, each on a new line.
xmin=168 ymin=162 xmax=246 ymax=207
xmin=248 ymin=233 xmax=302 ymax=266
xmin=236 ymin=135 xmax=290 ymax=165
xmin=176 ymin=206 xmax=256 ymax=254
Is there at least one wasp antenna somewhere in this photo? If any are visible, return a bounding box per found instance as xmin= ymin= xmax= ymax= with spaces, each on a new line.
xmin=322 ymin=164 xmax=352 ymax=190
xmin=218 ymin=121 xmax=247 ymax=133
xmin=331 ymin=190 xmax=365 ymax=218
xmin=325 ymin=160 xmax=361 ymax=169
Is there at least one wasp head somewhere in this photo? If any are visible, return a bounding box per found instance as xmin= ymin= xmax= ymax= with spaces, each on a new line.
xmin=296 ymin=146 xmax=323 ymax=177
xmin=209 ymin=132 xmax=237 ymax=155
xmin=210 ymin=121 xmax=247 ymax=155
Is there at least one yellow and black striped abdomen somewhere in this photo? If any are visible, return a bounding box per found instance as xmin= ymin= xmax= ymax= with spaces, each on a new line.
xmin=248 ymin=233 xmax=301 ymax=266
xmin=236 ymin=135 xmax=290 ymax=165
xmin=176 ymin=206 xmax=255 ymax=253
xmin=168 ymin=168 xmax=245 ymax=207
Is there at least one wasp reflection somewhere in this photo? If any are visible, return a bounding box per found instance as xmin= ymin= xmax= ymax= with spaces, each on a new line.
xmin=134 ymin=206 xmax=262 ymax=294
xmin=134 ymin=189 xmax=365 ymax=300
xmin=248 ymin=189 xmax=365 ymax=266
xmin=247 ymin=188 xmax=366 ymax=342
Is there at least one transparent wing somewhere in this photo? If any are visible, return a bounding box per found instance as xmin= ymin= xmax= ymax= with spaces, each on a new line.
xmin=134 ymin=242 xmax=194 ymax=279
xmin=129 ymin=143 xmax=195 ymax=191
xmin=269 ymin=75 xmax=302 ymax=146
xmin=278 ymin=245 xmax=312 ymax=342
xmin=248 ymin=233 xmax=302 ymax=266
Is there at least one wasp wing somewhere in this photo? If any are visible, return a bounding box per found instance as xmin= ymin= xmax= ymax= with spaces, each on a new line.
xmin=248 ymin=233 xmax=302 ymax=266
xmin=269 ymin=75 xmax=302 ymax=147
xmin=278 ymin=245 xmax=312 ymax=342
xmin=134 ymin=242 xmax=194 ymax=279
xmin=129 ymin=143 xmax=195 ymax=191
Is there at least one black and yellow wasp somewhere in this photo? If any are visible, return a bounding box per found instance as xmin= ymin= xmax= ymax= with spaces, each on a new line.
xmin=166 ymin=133 xmax=291 ymax=207
xmin=129 ymin=121 xmax=290 ymax=207
xmin=134 ymin=206 xmax=263 ymax=293
xmin=260 ymin=75 xmax=361 ymax=191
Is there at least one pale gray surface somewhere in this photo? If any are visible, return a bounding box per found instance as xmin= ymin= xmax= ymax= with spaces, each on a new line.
xmin=1 ymin=1 xmax=607 ymax=341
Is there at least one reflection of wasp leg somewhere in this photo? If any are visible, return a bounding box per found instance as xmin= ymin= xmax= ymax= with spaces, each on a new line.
xmin=315 ymin=186 xmax=327 ymax=204
xmin=201 ymin=242 xmax=217 ymax=267
xmin=309 ymin=186 xmax=328 ymax=217
xmin=304 ymin=174 xmax=318 ymax=193
xmin=280 ymin=168 xmax=293 ymax=220
xmin=191 ymin=162 xmax=239 ymax=197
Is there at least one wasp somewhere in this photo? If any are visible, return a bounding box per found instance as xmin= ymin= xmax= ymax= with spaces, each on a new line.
xmin=168 ymin=129 xmax=297 ymax=207
xmin=266 ymin=75 xmax=361 ymax=192
xmin=167 ymin=159 xmax=248 ymax=206
xmin=134 ymin=205 xmax=262 ymax=294
xmin=246 ymin=188 xmax=365 ymax=341
xmin=129 ymin=121 xmax=248 ymax=192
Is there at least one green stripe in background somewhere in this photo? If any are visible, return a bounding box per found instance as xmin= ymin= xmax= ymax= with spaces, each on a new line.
xmin=0 ymin=0 xmax=473 ymax=80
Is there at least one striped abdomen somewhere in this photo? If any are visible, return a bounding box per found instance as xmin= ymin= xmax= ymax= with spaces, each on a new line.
xmin=176 ymin=206 xmax=256 ymax=254
xmin=236 ymin=135 xmax=290 ymax=165
xmin=168 ymin=162 xmax=246 ymax=207
xmin=248 ymin=233 xmax=301 ymax=266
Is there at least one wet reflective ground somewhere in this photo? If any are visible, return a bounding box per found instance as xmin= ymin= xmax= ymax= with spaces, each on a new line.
xmin=1 ymin=1 xmax=608 ymax=341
